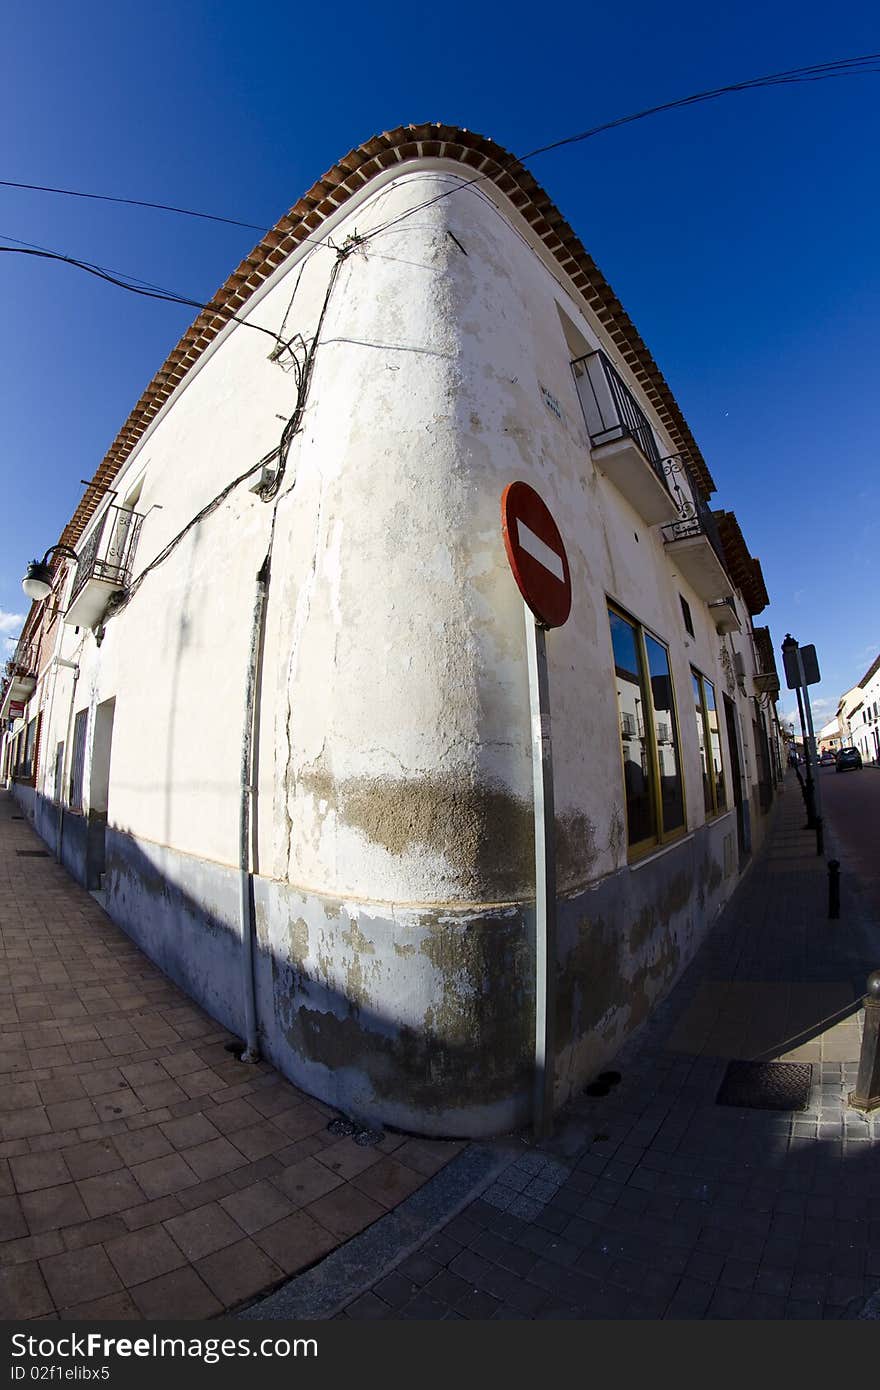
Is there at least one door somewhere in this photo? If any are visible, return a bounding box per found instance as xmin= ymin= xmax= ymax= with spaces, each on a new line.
xmin=723 ymin=693 xmax=749 ymax=864
xmin=87 ymin=698 xmax=115 ymax=890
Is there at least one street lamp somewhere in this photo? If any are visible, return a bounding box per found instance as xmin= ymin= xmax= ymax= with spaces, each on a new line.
xmin=21 ymin=545 xmax=78 ymax=602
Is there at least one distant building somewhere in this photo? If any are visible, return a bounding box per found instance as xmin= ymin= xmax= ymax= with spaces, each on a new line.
xmin=1 ymin=124 xmax=782 ymax=1136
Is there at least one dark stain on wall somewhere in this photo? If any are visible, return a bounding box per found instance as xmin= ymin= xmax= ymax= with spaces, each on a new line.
xmin=276 ymin=911 xmax=532 ymax=1113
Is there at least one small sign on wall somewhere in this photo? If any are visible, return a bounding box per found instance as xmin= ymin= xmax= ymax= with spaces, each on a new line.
xmin=540 ymin=384 xmax=563 ymax=421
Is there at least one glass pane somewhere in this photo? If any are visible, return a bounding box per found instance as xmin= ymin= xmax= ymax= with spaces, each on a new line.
xmin=693 ymin=673 xmax=712 ymax=814
xmin=644 ymin=634 xmax=685 ymax=833
xmin=704 ymin=678 xmax=726 ymax=810
xmin=609 ymin=610 xmax=656 ymax=845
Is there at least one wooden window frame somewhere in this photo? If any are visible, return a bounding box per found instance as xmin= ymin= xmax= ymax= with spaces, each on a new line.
xmin=692 ymin=667 xmax=727 ymax=819
xmin=608 ymin=601 xmax=688 ymax=861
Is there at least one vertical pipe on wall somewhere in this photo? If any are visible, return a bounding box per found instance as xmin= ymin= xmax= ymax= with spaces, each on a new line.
xmin=238 ymin=552 xmax=271 ymax=1064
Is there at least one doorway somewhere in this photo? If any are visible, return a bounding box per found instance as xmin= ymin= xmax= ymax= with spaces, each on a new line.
xmin=723 ymin=693 xmax=749 ymax=865
xmin=87 ymin=697 xmax=115 ymax=891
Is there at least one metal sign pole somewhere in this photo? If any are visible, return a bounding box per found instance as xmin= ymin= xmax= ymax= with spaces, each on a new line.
xmin=525 ymin=605 xmax=557 ymax=1141
xmin=794 ymin=683 xmax=816 ymax=828
xmin=796 ymin=646 xmax=823 ymax=854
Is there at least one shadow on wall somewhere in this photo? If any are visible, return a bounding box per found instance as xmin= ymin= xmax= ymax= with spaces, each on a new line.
xmin=102 ymin=822 xmax=535 ymax=1139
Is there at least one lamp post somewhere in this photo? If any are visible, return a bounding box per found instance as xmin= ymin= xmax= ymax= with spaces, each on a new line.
xmin=21 ymin=545 xmax=78 ymax=603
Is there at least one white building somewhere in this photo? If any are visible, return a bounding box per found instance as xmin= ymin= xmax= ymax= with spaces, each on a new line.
xmin=1 ymin=125 xmax=782 ymax=1136
xmin=848 ymin=655 xmax=880 ymax=763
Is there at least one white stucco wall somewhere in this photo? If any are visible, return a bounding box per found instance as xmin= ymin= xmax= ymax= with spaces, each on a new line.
xmin=15 ymin=155 xmax=779 ymax=1133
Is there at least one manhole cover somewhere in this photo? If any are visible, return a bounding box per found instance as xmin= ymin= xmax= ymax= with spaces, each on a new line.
xmin=15 ymin=849 xmax=49 ymax=857
xmin=716 ymin=1060 xmax=812 ymax=1111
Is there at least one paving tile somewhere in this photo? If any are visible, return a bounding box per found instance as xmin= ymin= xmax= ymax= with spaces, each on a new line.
xmin=105 ymin=1225 xmax=187 ymax=1286
xmin=61 ymin=1215 xmax=129 ymax=1252
xmin=1 ymin=1106 xmax=51 ymax=1141
xmin=218 ymin=1181 xmax=295 ymax=1235
xmin=121 ymin=1195 xmax=185 ymax=1232
xmin=230 ymin=1121 xmax=289 ymax=1162
xmin=129 ymin=1265 xmax=222 ymax=1319
xmin=195 ymin=1237 xmax=283 ymax=1307
xmin=177 ymin=1069 xmax=225 ymax=1099
xmin=304 ymin=1185 xmax=385 ymax=1238
xmin=201 ymin=1098 xmax=264 ymax=1135
xmin=59 ymin=1291 xmax=143 ymax=1320
xmin=0 ymin=1260 xmax=55 ymax=1318
xmin=131 ymin=1153 xmax=199 ymax=1200
xmin=273 ymin=1156 xmax=344 ymax=1207
xmin=77 ymin=1170 xmax=147 ymax=1219
xmin=37 ymin=1078 xmax=87 ymax=1106
xmin=113 ymin=1125 xmax=174 ymax=1167
xmin=351 ymin=1157 xmax=426 ymax=1208
xmin=40 ymin=1245 xmax=123 ymax=1310
xmin=20 ymin=1183 xmax=89 ymax=1234
xmin=252 ymin=1210 xmax=338 ymax=1274
xmin=164 ymin=1203 xmax=245 ymax=1260
xmin=159 ymin=1114 xmax=220 ymax=1151
xmin=184 ymin=1137 xmax=248 ymax=1181
xmin=45 ymin=1099 xmax=99 ymax=1132
xmin=271 ymin=1104 xmax=328 ymax=1141
xmin=10 ymin=1151 xmax=72 ymax=1194
xmin=315 ymin=1137 xmax=385 ymax=1181
xmin=94 ymin=1089 xmax=145 ymax=1121
xmin=61 ymin=1139 xmax=123 ymax=1181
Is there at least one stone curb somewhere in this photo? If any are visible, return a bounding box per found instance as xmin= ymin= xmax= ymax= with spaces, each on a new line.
xmin=236 ymin=1140 xmax=518 ymax=1319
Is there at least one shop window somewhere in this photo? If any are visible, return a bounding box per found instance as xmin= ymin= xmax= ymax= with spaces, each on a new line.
xmin=608 ymin=605 xmax=686 ymax=855
xmin=692 ymin=670 xmax=726 ymax=816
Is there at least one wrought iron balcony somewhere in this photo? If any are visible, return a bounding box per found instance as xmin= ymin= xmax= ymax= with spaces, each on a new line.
xmin=660 ymin=483 xmax=734 ymax=607
xmin=571 ymin=349 xmax=679 ymax=525
xmin=64 ymin=504 xmax=144 ymax=630
xmin=1 ymin=641 xmax=37 ymax=719
xmin=751 ymin=625 xmax=781 ymax=696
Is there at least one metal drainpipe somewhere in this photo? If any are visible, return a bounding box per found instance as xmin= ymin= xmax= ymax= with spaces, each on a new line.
xmin=238 ymin=546 xmax=273 ymax=1064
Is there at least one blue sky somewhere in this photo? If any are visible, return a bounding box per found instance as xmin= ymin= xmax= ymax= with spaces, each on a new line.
xmin=2 ymin=1 xmax=878 ymax=733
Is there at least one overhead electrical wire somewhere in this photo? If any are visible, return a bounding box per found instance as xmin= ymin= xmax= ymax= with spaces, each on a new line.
xmin=0 ymin=178 xmax=267 ymax=233
xmin=360 ymin=51 xmax=880 ymax=243
xmin=1 ymin=50 xmax=878 ymax=269
xmin=0 ymin=244 xmax=280 ymax=341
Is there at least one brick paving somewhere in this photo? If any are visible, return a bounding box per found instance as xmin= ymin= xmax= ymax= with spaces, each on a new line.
xmin=0 ymin=793 xmax=463 ymax=1321
xmin=335 ymin=779 xmax=880 ymax=1321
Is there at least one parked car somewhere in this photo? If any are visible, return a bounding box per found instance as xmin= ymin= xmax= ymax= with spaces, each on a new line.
xmin=820 ymin=751 xmax=836 ymax=766
xmin=836 ymin=747 xmax=862 ymax=772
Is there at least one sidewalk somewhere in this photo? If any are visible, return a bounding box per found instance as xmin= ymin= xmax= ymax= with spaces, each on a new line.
xmin=325 ymin=780 xmax=880 ymax=1320
xmin=0 ymin=792 xmax=463 ymax=1320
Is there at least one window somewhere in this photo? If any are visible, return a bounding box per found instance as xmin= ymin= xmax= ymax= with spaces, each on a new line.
xmin=20 ymin=718 xmax=37 ymax=782
xmin=608 ymin=605 xmax=686 ymax=854
xmin=54 ymin=742 xmax=64 ymax=802
xmin=692 ymin=670 xmax=726 ymax=816
xmin=69 ymin=709 xmax=88 ymax=812
xmin=679 ymin=594 xmax=694 ymax=638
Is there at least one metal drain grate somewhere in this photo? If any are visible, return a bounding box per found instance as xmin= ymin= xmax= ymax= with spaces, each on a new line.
xmin=716 ymin=1060 xmax=813 ymax=1111
xmin=15 ymin=849 xmax=49 ymax=857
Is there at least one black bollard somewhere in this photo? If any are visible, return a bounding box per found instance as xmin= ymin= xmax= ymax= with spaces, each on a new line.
xmin=828 ymin=859 xmax=840 ymax=919
xmin=849 ymin=971 xmax=880 ymax=1112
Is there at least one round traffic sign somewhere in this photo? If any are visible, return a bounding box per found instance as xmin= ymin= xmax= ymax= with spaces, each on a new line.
xmin=501 ymin=481 xmax=572 ymax=628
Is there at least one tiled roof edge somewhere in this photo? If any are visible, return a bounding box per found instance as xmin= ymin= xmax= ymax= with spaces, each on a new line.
xmin=60 ymin=122 xmax=716 ymax=550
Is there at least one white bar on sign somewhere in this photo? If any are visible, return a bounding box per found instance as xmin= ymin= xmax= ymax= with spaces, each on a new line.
xmin=514 ymin=519 xmax=565 ymax=583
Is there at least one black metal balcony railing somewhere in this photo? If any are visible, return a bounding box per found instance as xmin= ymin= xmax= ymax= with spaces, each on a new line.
xmin=3 ymin=642 xmax=37 ymax=681
xmin=661 ymin=486 xmax=728 ymax=572
xmin=572 ymin=349 xmax=667 ymax=485
xmin=70 ymin=505 xmax=144 ymax=604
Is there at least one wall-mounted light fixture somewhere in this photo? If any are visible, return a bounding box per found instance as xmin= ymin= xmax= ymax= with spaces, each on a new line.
xmin=21 ymin=545 xmax=78 ymax=602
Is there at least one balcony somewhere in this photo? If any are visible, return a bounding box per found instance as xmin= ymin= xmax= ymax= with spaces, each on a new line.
xmin=708 ymin=597 xmax=741 ymax=635
xmin=64 ymin=505 xmax=144 ymax=630
xmin=1 ymin=643 xmax=37 ymax=719
xmin=571 ymin=350 xmax=679 ymax=525
xmin=752 ymin=625 xmax=781 ymax=696
xmin=661 ymin=503 xmax=734 ymax=605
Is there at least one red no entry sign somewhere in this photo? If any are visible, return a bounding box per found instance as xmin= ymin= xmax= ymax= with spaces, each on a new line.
xmin=501 ymin=481 xmax=572 ymax=628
